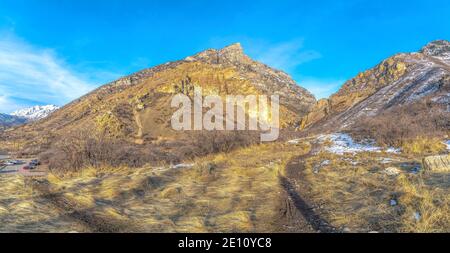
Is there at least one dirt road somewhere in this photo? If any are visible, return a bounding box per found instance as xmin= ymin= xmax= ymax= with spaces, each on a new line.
xmin=278 ymin=143 xmax=337 ymax=233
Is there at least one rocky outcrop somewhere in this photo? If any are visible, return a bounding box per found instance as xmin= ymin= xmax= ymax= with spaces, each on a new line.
xmin=301 ymin=40 xmax=450 ymax=130
xmin=299 ymin=99 xmax=330 ymax=129
xmin=423 ymin=154 xmax=450 ymax=172
xmin=188 ymin=43 xmax=316 ymax=115
xmin=420 ymin=40 xmax=450 ymax=64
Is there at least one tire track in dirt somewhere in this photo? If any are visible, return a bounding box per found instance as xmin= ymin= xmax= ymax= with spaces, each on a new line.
xmin=28 ymin=179 xmax=142 ymax=233
xmin=278 ymin=143 xmax=337 ymax=233
xmin=133 ymin=109 xmax=144 ymax=145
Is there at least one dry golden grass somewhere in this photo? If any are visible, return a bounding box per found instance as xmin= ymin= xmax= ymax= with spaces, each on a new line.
xmin=401 ymin=137 xmax=447 ymax=156
xmin=298 ymin=149 xmax=449 ymax=232
xmin=396 ymin=173 xmax=450 ymax=232
xmin=0 ymin=175 xmax=87 ymax=232
xmin=32 ymin=142 xmax=310 ymax=232
xmin=1 ymin=138 xmax=447 ymax=233
xmin=299 ymin=152 xmax=400 ymax=232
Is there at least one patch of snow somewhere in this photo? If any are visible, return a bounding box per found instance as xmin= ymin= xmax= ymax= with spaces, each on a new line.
xmin=414 ymin=212 xmax=421 ymax=222
xmin=316 ymin=133 xmax=401 ymax=155
xmin=320 ymin=160 xmax=330 ymax=166
xmin=287 ymin=139 xmax=301 ymax=144
xmin=317 ymin=133 xmax=381 ymax=155
xmin=313 ymin=160 xmax=330 ymax=174
xmin=343 ymin=158 xmax=359 ymax=165
xmin=342 ymin=227 xmax=351 ymax=233
xmin=11 ymin=105 xmax=59 ymax=121
xmin=386 ymin=147 xmax=401 ymax=154
xmin=379 ymin=158 xmax=393 ymax=164
xmin=390 ymin=199 xmax=398 ymax=206
xmin=444 ymin=140 xmax=450 ymax=151
xmin=171 ymin=163 xmax=194 ymax=169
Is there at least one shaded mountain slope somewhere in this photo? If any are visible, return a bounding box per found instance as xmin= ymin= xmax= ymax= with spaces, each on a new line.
xmin=301 ymin=40 xmax=450 ymax=131
xmin=0 ymin=114 xmax=27 ymax=130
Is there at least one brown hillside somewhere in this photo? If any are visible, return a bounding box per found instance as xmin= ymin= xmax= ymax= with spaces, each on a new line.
xmin=0 ymin=43 xmax=316 ymax=155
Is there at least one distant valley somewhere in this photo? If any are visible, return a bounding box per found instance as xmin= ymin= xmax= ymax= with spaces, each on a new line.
xmin=0 ymin=105 xmax=59 ymax=129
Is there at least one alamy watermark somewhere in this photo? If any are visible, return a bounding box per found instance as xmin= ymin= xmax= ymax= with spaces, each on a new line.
xmin=171 ymin=87 xmax=280 ymax=142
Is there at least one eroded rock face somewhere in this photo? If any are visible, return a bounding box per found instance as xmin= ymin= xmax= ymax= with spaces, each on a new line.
xmin=423 ymin=154 xmax=450 ymax=172
xmin=301 ymin=40 xmax=450 ymax=130
xmin=299 ymin=99 xmax=330 ymax=129
xmin=188 ymin=43 xmax=316 ymax=115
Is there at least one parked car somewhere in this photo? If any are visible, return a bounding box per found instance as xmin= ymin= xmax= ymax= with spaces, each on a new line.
xmin=6 ymin=160 xmax=24 ymax=165
xmin=30 ymin=160 xmax=41 ymax=166
xmin=23 ymin=164 xmax=36 ymax=170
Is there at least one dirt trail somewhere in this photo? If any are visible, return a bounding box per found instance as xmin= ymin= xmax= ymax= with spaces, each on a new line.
xmin=133 ymin=110 xmax=144 ymax=144
xmin=278 ymin=143 xmax=337 ymax=233
xmin=28 ymin=179 xmax=142 ymax=233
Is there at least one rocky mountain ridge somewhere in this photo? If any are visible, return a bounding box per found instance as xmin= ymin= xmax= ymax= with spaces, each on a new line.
xmin=301 ymin=40 xmax=450 ymax=130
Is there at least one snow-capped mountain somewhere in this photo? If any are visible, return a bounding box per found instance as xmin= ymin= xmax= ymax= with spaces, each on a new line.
xmin=11 ymin=105 xmax=60 ymax=121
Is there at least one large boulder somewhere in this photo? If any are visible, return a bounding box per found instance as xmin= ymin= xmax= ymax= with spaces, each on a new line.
xmin=422 ymin=154 xmax=450 ymax=172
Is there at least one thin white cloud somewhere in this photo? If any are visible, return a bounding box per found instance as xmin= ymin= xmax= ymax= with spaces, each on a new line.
xmin=246 ymin=39 xmax=322 ymax=73
xmin=0 ymin=35 xmax=101 ymax=113
xmin=0 ymin=94 xmax=16 ymax=113
xmin=208 ymin=37 xmax=321 ymax=73
xmin=298 ymin=78 xmax=345 ymax=99
xmin=248 ymin=41 xmax=343 ymax=99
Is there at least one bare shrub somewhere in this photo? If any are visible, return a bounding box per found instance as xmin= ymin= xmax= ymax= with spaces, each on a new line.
xmin=42 ymin=130 xmax=261 ymax=173
xmin=185 ymin=131 xmax=260 ymax=157
xmin=351 ymin=100 xmax=449 ymax=148
xmin=42 ymin=131 xmax=164 ymax=172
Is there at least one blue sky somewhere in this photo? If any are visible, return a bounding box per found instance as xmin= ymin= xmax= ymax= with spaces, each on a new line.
xmin=0 ymin=0 xmax=449 ymax=113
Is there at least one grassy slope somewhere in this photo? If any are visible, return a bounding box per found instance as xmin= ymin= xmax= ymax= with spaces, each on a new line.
xmin=0 ymin=140 xmax=448 ymax=232
xmin=297 ymin=149 xmax=449 ymax=232
xmin=1 ymin=143 xmax=308 ymax=232
xmin=0 ymin=175 xmax=86 ymax=232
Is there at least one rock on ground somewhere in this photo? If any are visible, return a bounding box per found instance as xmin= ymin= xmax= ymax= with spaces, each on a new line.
xmin=423 ymin=154 xmax=450 ymax=172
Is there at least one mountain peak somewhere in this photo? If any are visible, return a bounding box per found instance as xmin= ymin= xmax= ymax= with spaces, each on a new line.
xmin=420 ymin=40 xmax=450 ymax=57
xmin=218 ymin=42 xmax=246 ymax=63
xmin=187 ymin=42 xmax=249 ymax=65
xmin=219 ymin=43 xmax=244 ymax=55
